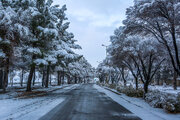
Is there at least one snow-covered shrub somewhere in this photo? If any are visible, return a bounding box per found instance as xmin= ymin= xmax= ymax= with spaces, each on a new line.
xmin=97 ymin=82 xmax=107 ymax=87
xmin=108 ymin=84 xmax=117 ymax=89
xmin=97 ymin=83 xmax=143 ymax=97
xmin=163 ymin=93 xmax=180 ymax=113
xmin=164 ymin=102 xmax=176 ymax=112
xmin=117 ymin=86 xmax=144 ymax=98
xmin=145 ymin=91 xmax=180 ymax=113
xmin=145 ymin=90 xmax=166 ymax=108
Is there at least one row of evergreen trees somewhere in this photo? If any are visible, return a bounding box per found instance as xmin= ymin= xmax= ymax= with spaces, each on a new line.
xmin=0 ymin=0 xmax=94 ymax=92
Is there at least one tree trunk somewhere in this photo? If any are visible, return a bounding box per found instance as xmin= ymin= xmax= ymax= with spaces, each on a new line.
xmin=0 ymin=69 xmax=4 ymax=89
xmin=143 ymin=81 xmax=149 ymax=99
xmin=50 ymin=69 xmax=52 ymax=85
xmin=78 ymin=77 xmax=81 ymax=83
xmin=20 ymin=69 xmax=24 ymax=87
xmin=84 ymin=77 xmax=86 ymax=84
xmin=75 ymin=74 xmax=77 ymax=84
xmin=32 ymin=69 xmax=36 ymax=86
xmin=123 ymin=79 xmax=126 ymax=87
xmin=50 ymin=72 xmax=52 ymax=85
xmin=2 ymin=70 xmax=5 ymax=91
xmin=106 ymin=75 xmax=109 ymax=84
xmin=62 ymin=70 xmax=64 ymax=84
xmin=26 ymin=65 xmax=35 ymax=92
xmin=3 ymin=58 xmax=9 ymax=92
xmin=120 ymin=68 xmax=126 ymax=87
xmin=67 ymin=75 xmax=71 ymax=84
xmin=42 ymin=70 xmax=45 ymax=87
xmin=57 ymin=71 xmax=61 ymax=85
xmin=113 ymin=76 xmax=115 ymax=84
xmin=135 ymin=77 xmax=138 ymax=90
xmin=173 ymin=71 xmax=177 ymax=90
xmin=45 ymin=65 xmax=50 ymax=88
xmin=157 ymin=78 xmax=160 ymax=85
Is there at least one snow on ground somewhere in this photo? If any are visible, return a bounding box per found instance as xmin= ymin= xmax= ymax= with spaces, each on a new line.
xmin=94 ymin=84 xmax=180 ymax=120
xmin=0 ymin=83 xmax=72 ymax=100
xmin=149 ymin=85 xmax=180 ymax=95
xmin=130 ymin=84 xmax=180 ymax=95
xmin=0 ymin=97 xmax=65 ymax=120
xmin=0 ymin=84 xmax=80 ymax=120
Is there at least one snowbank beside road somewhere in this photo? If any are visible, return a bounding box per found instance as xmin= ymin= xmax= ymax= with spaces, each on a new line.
xmin=93 ymin=84 xmax=180 ymax=120
xmin=0 ymin=97 xmax=65 ymax=120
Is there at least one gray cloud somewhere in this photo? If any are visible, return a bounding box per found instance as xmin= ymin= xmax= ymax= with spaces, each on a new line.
xmin=53 ymin=0 xmax=133 ymax=67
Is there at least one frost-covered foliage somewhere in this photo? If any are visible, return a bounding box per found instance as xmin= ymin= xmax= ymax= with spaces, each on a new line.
xmin=0 ymin=0 xmax=94 ymax=92
xmin=95 ymin=0 xmax=180 ymax=114
xmin=96 ymin=58 xmax=121 ymax=85
xmin=145 ymin=91 xmax=180 ymax=113
xmin=67 ymin=57 xmax=94 ymax=83
xmin=123 ymin=0 xmax=180 ymax=89
xmin=117 ymin=86 xmax=144 ymax=98
xmin=97 ymin=0 xmax=180 ymax=97
xmin=98 ymin=26 xmax=164 ymax=94
xmin=98 ymin=82 xmax=144 ymax=98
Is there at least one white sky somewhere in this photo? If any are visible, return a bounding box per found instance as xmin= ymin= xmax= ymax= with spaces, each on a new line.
xmin=53 ymin=0 xmax=134 ymax=67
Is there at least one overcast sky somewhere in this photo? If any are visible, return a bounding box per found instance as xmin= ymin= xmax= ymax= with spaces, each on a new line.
xmin=53 ymin=0 xmax=134 ymax=67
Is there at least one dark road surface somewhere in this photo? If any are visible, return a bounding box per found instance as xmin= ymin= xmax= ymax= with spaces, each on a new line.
xmin=40 ymin=84 xmax=141 ymax=120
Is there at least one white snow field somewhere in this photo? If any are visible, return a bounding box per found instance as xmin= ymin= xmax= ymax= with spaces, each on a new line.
xmin=0 ymin=84 xmax=80 ymax=120
xmin=93 ymin=84 xmax=180 ymax=120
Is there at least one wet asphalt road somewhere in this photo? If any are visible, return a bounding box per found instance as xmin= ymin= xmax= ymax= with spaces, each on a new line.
xmin=40 ymin=84 xmax=141 ymax=120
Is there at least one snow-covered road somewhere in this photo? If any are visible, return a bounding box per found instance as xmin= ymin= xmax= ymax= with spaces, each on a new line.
xmin=1 ymin=84 xmax=179 ymax=120
xmin=0 ymin=84 xmax=80 ymax=120
xmin=40 ymin=84 xmax=141 ymax=120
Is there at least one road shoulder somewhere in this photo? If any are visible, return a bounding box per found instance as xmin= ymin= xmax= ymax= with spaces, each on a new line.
xmin=93 ymin=84 xmax=180 ymax=120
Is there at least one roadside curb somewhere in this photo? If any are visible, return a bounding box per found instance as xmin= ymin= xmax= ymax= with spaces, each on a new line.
xmin=103 ymin=87 xmax=122 ymax=95
xmin=102 ymin=86 xmax=143 ymax=108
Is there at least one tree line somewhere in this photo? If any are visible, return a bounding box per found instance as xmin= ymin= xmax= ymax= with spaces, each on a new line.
xmin=97 ymin=0 xmax=180 ymax=95
xmin=0 ymin=0 xmax=94 ymax=92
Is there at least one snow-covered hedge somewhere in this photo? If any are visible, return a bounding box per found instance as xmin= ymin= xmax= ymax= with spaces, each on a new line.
xmin=97 ymin=82 xmax=117 ymax=89
xmin=145 ymin=91 xmax=180 ymax=113
xmin=98 ymin=83 xmax=144 ymax=98
xmin=108 ymin=84 xmax=117 ymax=89
xmin=116 ymin=86 xmax=144 ymax=98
